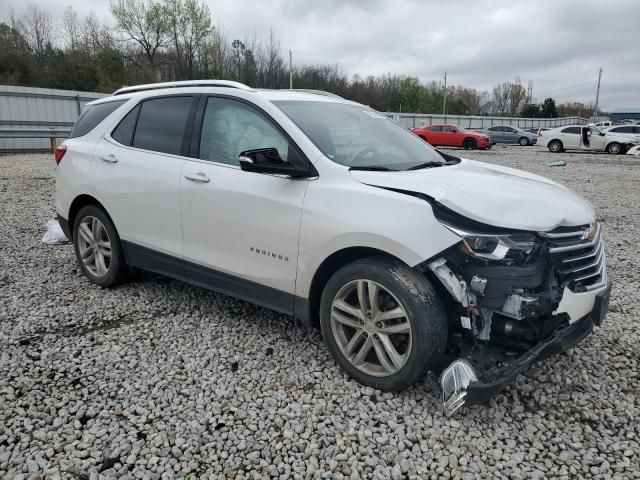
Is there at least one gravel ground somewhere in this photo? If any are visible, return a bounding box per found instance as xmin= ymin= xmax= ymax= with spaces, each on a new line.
xmin=1 ymin=147 xmax=639 ymax=480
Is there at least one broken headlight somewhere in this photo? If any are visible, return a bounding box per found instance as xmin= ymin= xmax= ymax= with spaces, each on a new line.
xmin=445 ymin=226 xmax=537 ymax=261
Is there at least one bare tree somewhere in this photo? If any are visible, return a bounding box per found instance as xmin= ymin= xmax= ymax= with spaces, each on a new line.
xmin=63 ymin=6 xmax=81 ymax=51
xmin=508 ymin=77 xmax=527 ymax=116
xmin=17 ymin=4 xmax=56 ymax=56
xmin=492 ymin=82 xmax=510 ymax=116
xmin=110 ymin=0 xmax=168 ymax=67
xmin=163 ymin=0 xmax=211 ymax=79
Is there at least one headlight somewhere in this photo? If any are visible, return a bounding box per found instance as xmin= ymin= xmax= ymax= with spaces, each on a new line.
xmin=445 ymin=226 xmax=537 ymax=260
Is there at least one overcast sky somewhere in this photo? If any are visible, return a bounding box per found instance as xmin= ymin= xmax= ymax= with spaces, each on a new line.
xmin=2 ymin=0 xmax=639 ymax=110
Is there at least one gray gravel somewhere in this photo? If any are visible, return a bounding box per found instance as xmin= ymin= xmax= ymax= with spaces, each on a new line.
xmin=1 ymin=147 xmax=639 ymax=479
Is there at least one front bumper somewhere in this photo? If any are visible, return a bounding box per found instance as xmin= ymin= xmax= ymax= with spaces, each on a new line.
xmin=440 ymin=281 xmax=611 ymax=415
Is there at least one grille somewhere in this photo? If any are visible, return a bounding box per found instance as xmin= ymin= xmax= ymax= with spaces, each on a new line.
xmin=541 ymin=223 xmax=607 ymax=292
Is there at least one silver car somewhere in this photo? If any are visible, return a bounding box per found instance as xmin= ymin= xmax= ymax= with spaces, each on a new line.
xmin=474 ymin=125 xmax=539 ymax=146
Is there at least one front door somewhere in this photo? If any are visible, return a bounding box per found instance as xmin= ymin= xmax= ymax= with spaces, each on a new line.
xmin=179 ymin=96 xmax=310 ymax=313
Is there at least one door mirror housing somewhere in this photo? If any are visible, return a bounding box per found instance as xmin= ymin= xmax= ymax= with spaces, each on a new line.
xmin=238 ymin=148 xmax=313 ymax=178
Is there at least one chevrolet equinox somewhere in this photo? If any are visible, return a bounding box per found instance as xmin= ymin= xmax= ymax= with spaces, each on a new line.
xmin=55 ymin=81 xmax=611 ymax=415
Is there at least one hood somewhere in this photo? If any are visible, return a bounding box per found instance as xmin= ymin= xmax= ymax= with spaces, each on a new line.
xmin=350 ymin=159 xmax=596 ymax=231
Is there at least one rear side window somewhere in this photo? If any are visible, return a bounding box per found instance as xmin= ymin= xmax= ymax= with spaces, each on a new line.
xmin=69 ymin=100 xmax=127 ymax=138
xmin=132 ymin=96 xmax=194 ymax=155
xmin=111 ymin=105 xmax=140 ymax=146
xmin=612 ymin=126 xmax=633 ymax=133
xmin=562 ymin=127 xmax=581 ymax=134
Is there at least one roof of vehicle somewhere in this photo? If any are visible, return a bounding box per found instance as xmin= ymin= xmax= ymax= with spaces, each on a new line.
xmin=89 ymin=80 xmax=355 ymax=106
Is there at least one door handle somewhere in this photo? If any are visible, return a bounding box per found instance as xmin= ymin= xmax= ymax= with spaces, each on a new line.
xmin=100 ymin=153 xmax=118 ymax=163
xmin=184 ymin=172 xmax=210 ymax=183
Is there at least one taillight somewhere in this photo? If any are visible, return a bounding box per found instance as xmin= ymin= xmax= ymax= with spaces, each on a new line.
xmin=54 ymin=145 xmax=67 ymax=165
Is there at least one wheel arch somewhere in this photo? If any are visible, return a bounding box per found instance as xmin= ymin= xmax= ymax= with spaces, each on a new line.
xmin=302 ymin=246 xmax=407 ymax=328
xmin=67 ymin=194 xmax=113 ymax=240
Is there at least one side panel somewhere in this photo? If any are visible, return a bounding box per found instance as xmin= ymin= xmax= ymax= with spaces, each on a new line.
xmin=91 ymin=138 xmax=185 ymax=258
xmin=180 ymin=159 xmax=308 ymax=295
xmin=295 ymin=175 xmax=460 ymax=298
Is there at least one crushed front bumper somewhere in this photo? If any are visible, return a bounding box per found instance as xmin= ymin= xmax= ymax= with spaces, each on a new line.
xmin=440 ymin=281 xmax=611 ymax=415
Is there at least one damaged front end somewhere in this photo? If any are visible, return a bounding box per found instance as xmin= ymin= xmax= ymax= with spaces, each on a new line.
xmin=422 ymin=206 xmax=611 ymax=416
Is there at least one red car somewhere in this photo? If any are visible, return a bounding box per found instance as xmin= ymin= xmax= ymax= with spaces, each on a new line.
xmin=411 ymin=124 xmax=492 ymax=150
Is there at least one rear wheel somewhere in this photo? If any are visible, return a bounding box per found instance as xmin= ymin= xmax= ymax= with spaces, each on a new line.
xmin=548 ymin=140 xmax=563 ymax=153
xmin=463 ymin=138 xmax=477 ymax=150
xmin=606 ymin=142 xmax=622 ymax=154
xmin=519 ymin=137 xmax=529 ymax=146
xmin=320 ymin=258 xmax=447 ymax=391
xmin=73 ymin=205 xmax=128 ymax=287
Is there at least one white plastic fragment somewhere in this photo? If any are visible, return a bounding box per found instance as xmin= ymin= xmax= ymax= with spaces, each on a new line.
xmin=42 ymin=219 xmax=69 ymax=245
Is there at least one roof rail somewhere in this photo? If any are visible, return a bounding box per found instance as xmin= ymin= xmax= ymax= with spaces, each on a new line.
xmin=291 ymin=89 xmax=344 ymax=99
xmin=113 ymin=80 xmax=254 ymax=96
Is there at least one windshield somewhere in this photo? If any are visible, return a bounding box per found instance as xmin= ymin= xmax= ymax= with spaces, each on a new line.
xmin=455 ymin=125 xmax=467 ymax=132
xmin=274 ymin=101 xmax=445 ymax=170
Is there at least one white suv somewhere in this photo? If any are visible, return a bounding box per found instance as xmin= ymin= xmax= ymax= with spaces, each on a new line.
xmin=55 ymin=81 xmax=611 ymax=414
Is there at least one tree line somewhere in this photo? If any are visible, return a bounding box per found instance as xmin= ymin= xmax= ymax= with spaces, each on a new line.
xmin=0 ymin=1 xmax=599 ymax=117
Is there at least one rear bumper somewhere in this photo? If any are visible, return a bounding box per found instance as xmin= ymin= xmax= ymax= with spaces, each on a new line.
xmin=441 ymin=281 xmax=611 ymax=414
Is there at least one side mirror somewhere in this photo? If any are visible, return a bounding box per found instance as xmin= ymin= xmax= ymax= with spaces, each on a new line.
xmin=238 ymin=148 xmax=313 ymax=178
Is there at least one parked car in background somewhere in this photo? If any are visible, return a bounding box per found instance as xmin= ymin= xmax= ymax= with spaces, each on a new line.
xmin=410 ymin=124 xmax=492 ymax=150
xmin=602 ymin=124 xmax=640 ymax=140
xmin=54 ymin=80 xmax=610 ymax=415
xmin=473 ymin=125 xmax=538 ymax=145
xmin=594 ymin=121 xmax=613 ymax=129
xmin=543 ymin=125 xmax=639 ymax=154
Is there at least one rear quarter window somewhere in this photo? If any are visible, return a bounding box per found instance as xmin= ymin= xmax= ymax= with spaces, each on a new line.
xmin=69 ymin=100 xmax=127 ymax=138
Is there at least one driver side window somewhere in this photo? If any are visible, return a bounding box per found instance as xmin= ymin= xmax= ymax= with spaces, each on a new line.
xmin=199 ymin=97 xmax=289 ymax=165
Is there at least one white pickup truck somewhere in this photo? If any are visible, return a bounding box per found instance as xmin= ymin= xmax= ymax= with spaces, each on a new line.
xmin=542 ymin=125 xmax=640 ymax=154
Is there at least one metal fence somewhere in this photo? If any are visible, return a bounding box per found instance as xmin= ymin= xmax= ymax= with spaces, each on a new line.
xmin=1 ymin=84 xmax=592 ymax=152
xmin=0 ymin=85 xmax=106 ymax=152
xmin=383 ymin=113 xmax=590 ymax=130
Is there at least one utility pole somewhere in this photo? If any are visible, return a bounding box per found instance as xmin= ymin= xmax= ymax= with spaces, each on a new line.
xmin=289 ymin=50 xmax=293 ymax=90
xmin=594 ymin=67 xmax=602 ymax=118
xmin=442 ymin=71 xmax=447 ymax=116
xmin=526 ymin=80 xmax=533 ymax=104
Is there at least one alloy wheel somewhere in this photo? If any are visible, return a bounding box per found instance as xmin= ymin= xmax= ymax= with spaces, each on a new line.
xmin=77 ymin=216 xmax=112 ymax=277
xmin=330 ymin=279 xmax=412 ymax=377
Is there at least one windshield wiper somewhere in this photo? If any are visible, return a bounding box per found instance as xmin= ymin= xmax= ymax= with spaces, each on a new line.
xmin=349 ymin=166 xmax=398 ymax=171
xmin=406 ymin=161 xmax=444 ymax=170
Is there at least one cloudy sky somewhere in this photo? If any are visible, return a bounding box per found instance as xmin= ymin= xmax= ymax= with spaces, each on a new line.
xmin=2 ymin=0 xmax=639 ymax=110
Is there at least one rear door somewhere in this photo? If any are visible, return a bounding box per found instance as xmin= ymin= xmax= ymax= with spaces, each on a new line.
xmin=179 ymin=95 xmax=310 ymax=313
xmin=487 ymin=126 xmax=503 ymax=142
xmin=559 ymin=126 xmax=581 ymax=149
xmin=93 ymin=95 xmax=197 ymax=266
xmin=502 ymin=127 xmax=519 ymax=143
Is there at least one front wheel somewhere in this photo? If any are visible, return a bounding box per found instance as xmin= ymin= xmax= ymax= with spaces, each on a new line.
xmin=319 ymin=258 xmax=447 ymax=391
xmin=73 ymin=205 xmax=128 ymax=287
xmin=519 ymin=137 xmax=529 ymax=146
xmin=606 ymin=142 xmax=622 ymax=154
xmin=463 ymin=138 xmax=477 ymax=150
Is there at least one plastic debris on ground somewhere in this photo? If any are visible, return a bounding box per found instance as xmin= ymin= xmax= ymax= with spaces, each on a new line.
xmin=626 ymin=145 xmax=640 ymax=156
xmin=42 ymin=219 xmax=69 ymax=245
xmin=546 ymin=160 xmax=567 ymax=167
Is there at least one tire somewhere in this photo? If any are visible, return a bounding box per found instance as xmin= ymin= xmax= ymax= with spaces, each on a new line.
xmin=72 ymin=205 xmax=128 ymax=287
xmin=463 ymin=138 xmax=477 ymax=150
xmin=548 ymin=140 xmax=563 ymax=153
xmin=519 ymin=137 xmax=529 ymax=146
xmin=319 ymin=257 xmax=447 ymax=391
xmin=606 ymin=142 xmax=622 ymax=154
